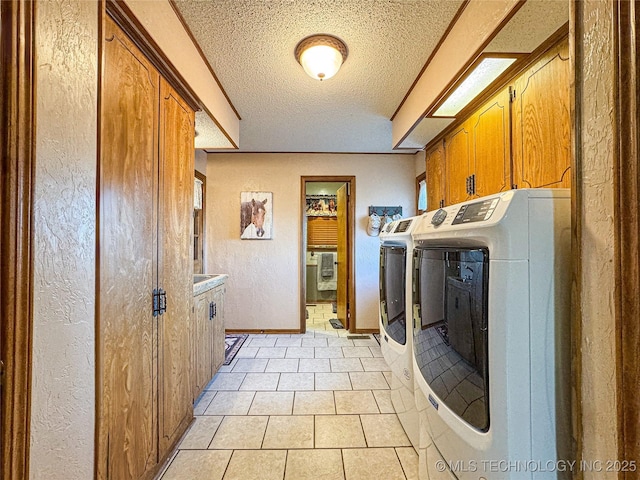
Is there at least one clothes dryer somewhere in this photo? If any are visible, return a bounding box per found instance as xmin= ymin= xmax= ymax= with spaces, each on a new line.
xmin=411 ymin=189 xmax=571 ymax=479
xmin=379 ymin=216 xmax=421 ymax=449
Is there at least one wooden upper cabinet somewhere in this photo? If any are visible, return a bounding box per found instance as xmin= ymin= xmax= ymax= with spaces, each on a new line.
xmin=425 ymin=141 xmax=445 ymax=212
xmin=512 ymin=37 xmax=571 ymax=189
xmin=471 ymin=88 xmax=512 ymax=198
xmin=157 ymin=78 xmax=195 ymax=457
xmin=99 ymin=16 xmax=160 ymax=480
xmin=445 ymin=122 xmax=472 ymax=206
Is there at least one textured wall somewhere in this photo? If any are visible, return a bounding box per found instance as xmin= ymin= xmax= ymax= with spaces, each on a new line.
xmin=205 ymin=153 xmax=417 ymax=331
xmin=576 ymin=0 xmax=619 ymax=474
xmin=414 ymin=150 xmax=426 ymax=177
xmin=30 ymin=1 xmax=97 ymax=478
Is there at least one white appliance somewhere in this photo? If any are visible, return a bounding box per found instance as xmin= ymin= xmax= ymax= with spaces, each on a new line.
xmin=379 ymin=216 xmax=421 ymax=449
xmin=411 ymin=189 xmax=571 ymax=479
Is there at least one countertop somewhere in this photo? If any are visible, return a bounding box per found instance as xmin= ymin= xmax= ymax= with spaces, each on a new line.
xmin=193 ymin=274 xmax=228 ymax=296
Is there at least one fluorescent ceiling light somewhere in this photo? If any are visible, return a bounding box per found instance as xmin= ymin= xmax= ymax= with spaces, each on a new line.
xmin=433 ymin=57 xmax=517 ymax=117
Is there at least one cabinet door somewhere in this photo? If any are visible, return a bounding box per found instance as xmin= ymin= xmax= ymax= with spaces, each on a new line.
xmin=425 ymin=141 xmax=445 ymax=211
xmin=471 ymin=88 xmax=512 ymax=198
xmin=445 ymin=122 xmax=472 ymax=205
xmin=99 ymin=16 xmax=159 ymax=480
xmin=512 ymin=37 xmax=571 ymax=188
xmin=212 ymin=287 xmax=226 ymax=372
xmin=157 ymin=78 xmax=195 ymax=456
xmin=193 ymin=293 xmax=212 ymax=399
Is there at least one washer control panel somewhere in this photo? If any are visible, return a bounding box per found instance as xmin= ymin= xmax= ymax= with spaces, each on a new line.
xmin=430 ymin=208 xmax=448 ymax=226
xmin=452 ymin=197 xmax=500 ymax=225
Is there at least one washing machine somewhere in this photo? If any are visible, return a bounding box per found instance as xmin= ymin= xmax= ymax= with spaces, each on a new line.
xmin=411 ymin=189 xmax=571 ymax=479
xmin=379 ymin=215 xmax=421 ymax=449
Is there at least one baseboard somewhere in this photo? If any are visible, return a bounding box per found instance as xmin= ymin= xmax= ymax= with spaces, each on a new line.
xmin=225 ymin=329 xmax=302 ymax=334
xmin=353 ymin=329 xmax=380 ymax=334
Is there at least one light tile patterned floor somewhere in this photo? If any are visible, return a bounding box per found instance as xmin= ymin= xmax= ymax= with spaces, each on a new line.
xmin=159 ymin=304 xmax=418 ymax=480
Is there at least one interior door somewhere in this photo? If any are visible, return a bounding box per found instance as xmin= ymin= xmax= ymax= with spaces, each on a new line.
xmin=336 ymin=183 xmax=349 ymax=329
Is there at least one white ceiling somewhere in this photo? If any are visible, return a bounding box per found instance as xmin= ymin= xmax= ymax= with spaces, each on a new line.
xmin=175 ymin=0 xmax=568 ymax=154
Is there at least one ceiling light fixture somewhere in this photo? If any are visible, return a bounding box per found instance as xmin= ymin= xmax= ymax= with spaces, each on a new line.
xmin=295 ymin=34 xmax=348 ymax=81
xmin=432 ymin=55 xmax=519 ymax=117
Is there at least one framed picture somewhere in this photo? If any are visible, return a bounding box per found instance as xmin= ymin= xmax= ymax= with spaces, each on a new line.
xmin=240 ymin=191 xmax=273 ymax=239
xmin=305 ymin=195 xmax=337 ymax=217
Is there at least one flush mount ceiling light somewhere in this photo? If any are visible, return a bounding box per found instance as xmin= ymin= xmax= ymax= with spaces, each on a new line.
xmin=295 ymin=34 xmax=348 ymax=81
xmin=432 ymin=55 xmax=519 ymax=117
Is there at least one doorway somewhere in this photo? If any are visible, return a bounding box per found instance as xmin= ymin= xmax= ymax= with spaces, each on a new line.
xmin=300 ymin=176 xmax=355 ymax=334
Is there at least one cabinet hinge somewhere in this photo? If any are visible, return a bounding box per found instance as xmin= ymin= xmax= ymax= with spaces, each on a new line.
xmin=0 ymin=360 xmax=5 ymax=387
xmin=512 ymin=184 xmax=518 ymax=190
xmin=209 ymin=301 xmax=216 ymax=320
xmin=509 ymin=87 xmax=516 ymax=102
xmin=470 ymin=174 xmax=476 ymax=195
xmin=439 ymin=199 xmax=445 ymax=208
xmin=153 ymin=288 xmax=167 ymax=316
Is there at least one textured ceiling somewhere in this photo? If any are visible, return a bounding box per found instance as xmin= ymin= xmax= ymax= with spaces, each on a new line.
xmin=175 ymin=0 xmax=464 ymax=153
xmin=176 ymin=0 xmax=568 ymax=153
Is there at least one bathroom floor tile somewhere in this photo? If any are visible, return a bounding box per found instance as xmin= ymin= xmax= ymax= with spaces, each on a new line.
xmin=369 ymin=345 xmax=384 ymax=358
xmin=396 ymin=447 xmax=419 ymax=480
xmin=342 ymin=448 xmax=406 ymax=480
xmin=301 ymin=337 xmax=328 ymax=348
xmin=239 ymin=372 xmax=280 ymax=391
xmin=265 ymin=358 xmax=299 ymax=373
xmin=360 ymin=357 xmax=391 ymax=371
xmin=327 ymin=337 xmax=354 ymax=347
xmin=372 ymin=390 xmax=394 ymax=414
xmin=204 ymin=391 xmax=255 ymax=416
xmin=359 ymin=414 xmax=411 ymax=447
xmin=160 ymin=450 xmax=231 ymax=480
xmin=277 ymin=372 xmax=315 ymax=391
xmin=179 ymin=416 xmax=223 ymax=449
xmin=193 ymin=390 xmax=216 ymax=415
xmin=315 ymin=372 xmax=352 ymax=390
xmin=285 ymin=347 xmax=315 ymax=359
xmin=330 ymin=358 xmax=364 ymax=373
xmin=255 ymin=347 xmax=287 ymax=358
xmin=349 ymin=371 xmax=389 ymax=390
xmin=262 ymin=415 xmax=314 ymax=449
xmin=222 ymin=449 xmax=286 ymax=480
xmin=315 ymin=414 xmax=366 ymax=448
xmin=208 ymin=416 xmax=268 ymax=450
xmin=231 ymin=358 xmax=269 ymax=373
xmin=275 ymin=337 xmax=302 ymax=347
xmin=342 ymin=346 xmax=374 ymax=358
xmin=298 ymin=358 xmax=330 ymax=372
xmin=335 ymin=390 xmax=380 ymax=414
xmin=315 ymin=347 xmax=345 ymax=358
xmin=293 ymin=391 xmax=336 ymax=415
xmin=248 ymin=391 xmax=294 ymax=415
xmin=207 ymin=373 xmax=246 ymax=391
xmin=285 ymin=449 xmax=345 ymax=480
xmin=236 ymin=347 xmax=259 ymax=359
xmin=247 ymin=337 xmax=277 ymax=348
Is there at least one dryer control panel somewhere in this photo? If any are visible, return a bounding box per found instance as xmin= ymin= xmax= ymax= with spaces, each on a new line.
xmin=452 ymin=197 xmax=500 ymax=225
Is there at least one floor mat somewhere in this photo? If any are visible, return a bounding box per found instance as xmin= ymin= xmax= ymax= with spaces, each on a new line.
xmin=224 ymin=334 xmax=248 ymax=365
xmin=329 ymin=318 xmax=344 ymax=329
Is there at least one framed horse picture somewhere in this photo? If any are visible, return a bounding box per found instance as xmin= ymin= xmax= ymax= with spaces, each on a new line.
xmin=240 ymin=191 xmax=273 ymax=239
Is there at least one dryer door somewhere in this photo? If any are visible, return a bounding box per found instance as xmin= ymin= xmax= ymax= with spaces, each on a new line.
xmin=379 ymin=244 xmax=407 ymax=345
xmin=412 ymin=246 xmax=489 ymax=431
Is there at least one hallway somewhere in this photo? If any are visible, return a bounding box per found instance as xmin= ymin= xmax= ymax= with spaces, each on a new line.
xmin=158 ymin=304 xmax=418 ymax=479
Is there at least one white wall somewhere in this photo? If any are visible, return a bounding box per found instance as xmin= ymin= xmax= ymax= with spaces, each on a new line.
xmin=30 ymin=1 xmax=97 ymax=478
xmin=205 ymin=153 xmax=417 ymax=331
xmin=415 ymin=150 xmax=426 ymax=177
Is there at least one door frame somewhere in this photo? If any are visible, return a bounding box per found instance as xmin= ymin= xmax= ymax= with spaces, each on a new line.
xmin=300 ymin=176 xmax=356 ymax=333
xmin=0 ymin=1 xmax=35 ymax=479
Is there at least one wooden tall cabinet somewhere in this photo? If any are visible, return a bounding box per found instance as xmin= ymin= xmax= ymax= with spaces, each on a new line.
xmin=98 ymin=16 xmax=194 ymax=480
xmin=444 ymin=121 xmax=472 ymax=206
xmin=425 ymin=141 xmax=446 ymax=212
xmin=512 ymin=37 xmax=570 ymax=188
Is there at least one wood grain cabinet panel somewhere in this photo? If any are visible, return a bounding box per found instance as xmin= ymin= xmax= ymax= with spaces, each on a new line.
xmin=512 ymin=37 xmax=571 ymax=189
xmin=158 ymin=78 xmax=195 ymax=456
xmin=99 ymin=16 xmax=195 ymax=480
xmin=99 ymin=17 xmax=159 ymax=480
xmin=471 ymin=88 xmax=512 ymax=198
xmin=425 ymin=141 xmax=445 ymax=212
xmin=445 ymin=123 xmax=472 ymax=206
xmin=193 ymin=291 xmax=213 ymax=400
xmin=212 ymin=286 xmax=226 ymax=371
